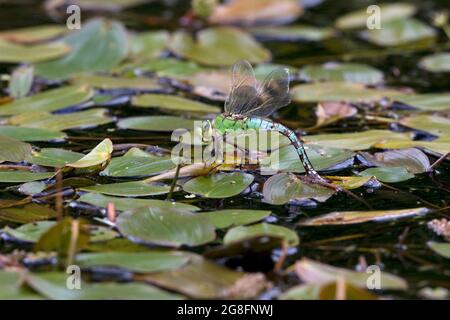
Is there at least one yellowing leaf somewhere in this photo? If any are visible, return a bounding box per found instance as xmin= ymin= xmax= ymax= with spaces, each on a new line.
xmin=67 ymin=138 xmax=113 ymax=168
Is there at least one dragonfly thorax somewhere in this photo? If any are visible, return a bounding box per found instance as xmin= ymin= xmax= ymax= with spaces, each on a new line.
xmin=213 ymin=114 xmax=248 ymax=135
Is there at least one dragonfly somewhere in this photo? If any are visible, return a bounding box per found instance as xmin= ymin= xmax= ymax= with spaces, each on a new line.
xmin=201 ymin=60 xmax=324 ymax=181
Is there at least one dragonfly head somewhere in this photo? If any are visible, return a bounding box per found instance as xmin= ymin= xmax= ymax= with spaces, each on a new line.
xmin=201 ymin=120 xmax=213 ymax=143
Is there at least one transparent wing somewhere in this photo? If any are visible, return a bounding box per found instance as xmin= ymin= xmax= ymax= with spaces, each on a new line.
xmin=224 ymin=60 xmax=258 ymax=115
xmin=241 ymin=67 xmax=291 ymax=117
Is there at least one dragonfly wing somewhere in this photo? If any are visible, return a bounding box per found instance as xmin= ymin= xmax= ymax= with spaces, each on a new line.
xmin=241 ymin=67 xmax=291 ymax=117
xmin=225 ymin=60 xmax=259 ymax=115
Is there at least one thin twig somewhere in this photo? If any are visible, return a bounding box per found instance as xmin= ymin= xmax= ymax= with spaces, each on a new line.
xmin=428 ymin=151 xmax=450 ymax=171
xmin=66 ymin=219 xmax=79 ymax=268
xmin=55 ymin=169 xmax=63 ymax=221
xmin=274 ymin=241 xmax=289 ymax=273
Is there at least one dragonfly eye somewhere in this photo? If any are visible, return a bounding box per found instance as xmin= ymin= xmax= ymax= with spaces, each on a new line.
xmin=202 ymin=120 xmax=212 ymax=142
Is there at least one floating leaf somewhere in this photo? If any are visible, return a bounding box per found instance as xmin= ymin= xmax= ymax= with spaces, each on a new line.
xmin=35 ymin=19 xmax=128 ymax=79
xmin=1 ymin=221 xmax=55 ymax=243
xmin=0 ymin=85 xmax=94 ymax=116
xmin=327 ymin=175 xmax=375 ymax=189
xmin=71 ymin=74 xmax=162 ymax=91
xmin=307 ymin=130 xmax=412 ymax=151
xmin=208 ymin=0 xmax=302 ymax=26
xmin=67 ymin=138 xmax=113 ymax=168
xmin=361 ymin=18 xmax=436 ymax=47
xmin=0 ymin=271 xmax=41 ymax=300
xmin=224 ymin=223 xmax=299 ymax=247
xmin=18 ymin=181 xmax=47 ymax=195
xmin=299 ymin=207 xmax=429 ymax=226
xmin=0 ymin=136 xmax=32 ymax=162
xmin=252 ymin=25 xmax=334 ymax=41
xmin=8 ymin=65 xmax=34 ymax=99
xmin=420 ymin=52 xmax=450 ymax=72
xmin=392 ymin=93 xmax=450 ymax=111
xmin=128 ymin=58 xmax=207 ymax=77
xmin=360 ymin=148 xmax=430 ymax=174
xmin=299 ymin=63 xmax=383 ymax=85
xmin=132 ymin=94 xmax=220 ymax=114
xmin=315 ymin=102 xmax=358 ymax=127
xmin=75 ymin=251 xmax=189 ymax=272
xmin=0 ymin=126 xmax=66 ymax=141
xmin=0 ymin=204 xmax=57 ymax=223
xmin=31 ymin=148 xmax=84 ymax=168
xmin=427 ymin=242 xmax=450 ymax=259
xmin=10 ymin=108 xmax=113 ymax=131
xmin=101 ymin=154 xmax=176 ymax=177
xmin=0 ymin=25 xmax=66 ymax=43
xmin=263 ymin=173 xmax=336 ymax=205
xmin=137 ymin=254 xmax=265 ymax=299
xmin=199 ymin=209 xmax=271 ymax=229
xmin=118 ymin=116 xmax=196 ymax=132
xmin=67 ymin=0 xmax=150 ymax=11
xmin=80 ymin=181 xmax=172 ymax=197
xmin=129 ymin=31 xmax=169 ymax=59
xmin=399 ymin=115 xmax=450 ymax=136
xmin=26 ymin=272 xmax=182 ymax=300
xmin=78 ymin=192 xmax=199 ymax=212
xmin=295 ymin=258 xmax=407 ymax=290
xmin=359 ymin=166 xmax=414 ymax=182
xmin=116 ymin=207 xmax=216 ymax=247
xmin=374 ymin=137 xmax=450 ymax=155
xmin=335 ymin=3 xmax=416 ymax=29
xmin=291 ymin=82 xmax=401 ymax=103
xmin=280 ymin=282 xmax=377 ymax=300
xmin=183 ymin=172 xmax=254 ymax=198
xmin=0 ymin=39 xmax=69 ymax=63
xmin=0 ymin=171 xmax=54 ymax=183
xmin=168 ymin=27 xmax=270 ymax=67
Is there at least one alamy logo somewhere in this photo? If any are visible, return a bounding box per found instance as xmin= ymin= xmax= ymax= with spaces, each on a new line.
xmin=366 ymin=265 xmax=381 ymax=290
xmin=66 ymin=5 xmax=81 ymax=30
xmin=366 ymin=5 xmax=381 ymax=30
xmin=66 ymin=265 xmax=81 ymax=290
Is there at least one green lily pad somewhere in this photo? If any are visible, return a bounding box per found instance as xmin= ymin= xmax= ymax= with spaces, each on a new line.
xmin=0 ymin=171 xmax=54 ymax=183
xmin=26 ymin=272 xmax=183 ymax=300
xmin=392 ymin=93 xmax=450 ymax=111
xmin=76 ymin=251 xmax=189 ymax=272
xmin=374 ymin=137 xmax=450 ymax=156
xmin=127 ymin=58 xmax=207 ymax=77
xmin=101 ymin=154 xmax=176 ymax=177
xmin=67 ymin=138 xmax=113 ymax=168
xmin=0 ymin=85 xmax=94 ymax=116
xmin=35 ymin=19 xmax=128 ymax=80
xmin=131 ymin=94 xmax=220 ymax=113
xmin=295 ymin=258 xmax=407 ymax=290
xmin=0 ymin=126 xmax=66 ymax=141
xmin=224 ymin=223 xmax=299 ymax=247
xmin=263 ymin=173 xmax=336 ymax=205
xmin=168 ymin=27 xmax=270 ymax=67
xmin=199 ymin=209 xmax=271 ymax=229
xmin=0 ymin=25 xmax=66 ymax=43
xmin=251 ymin=25 xmax=334 ymax=41
xmin=10 ymin=108 xmax=113 ymax=131
xmin=299 ymin=62 xmax=383 ymax=85
xmin=31 ymin=148 xmax=84 ymax=168
xmin=0 ymin=136 xmax=32 ymax=162
xmin=8 ymin=65 xmax=34 ymax=99
xmin=129 ymin=30 xmax=169 ymax=59
xmin=0 ymin=39 xmax=69 ymax=63
xmin=359 ymin=166 xmax=415 ymax=182
xmin=427 ymin=242 xmax=450 ymax=259
xmin=306 ymin=130 xmax=412 ymax=151
xmin=420 ymin=52 xmax=450 ymax=72
xmin=400 ymin=115 xmax=450 ymax=136
xmin=291 ymin=82 xmax=401 ymax=103
xmin=335 ymin=3 xmax=416 ymax=29
xmin=0 ymin=271 xmax=41 ymax=300
xmin=118 ymin=116 xmax=196 ymax=132
xmin=361 ymin=18 xmax=436 ymax=47
xmin=80 ymin=180 xmax=172 ymax=197
xmin=0 ymin=203 xmax=57 ymax=223
xmin=360 ymin=148 xmax=430 ymax=174
xmin=116 ymin=207 xmax=216 ymax=247
xmin=2 ymin=221 xmax=55 ymax=243
xmin=78 ymin=192 xmax=199 ymax=211
xmin=183 ymin=172 xmax=254 ymax=198
xmin=18 ymin=181 xmax=47 ymax=195
xmin=299 ymin=207 xmax=429 ymax=226
xmin=71 ymin=74 xmax=162 ymax=91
